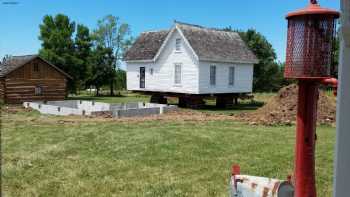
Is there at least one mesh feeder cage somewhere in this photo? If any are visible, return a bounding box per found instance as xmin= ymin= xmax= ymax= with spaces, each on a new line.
xmin=284 ymin=1 xmax=339 ymax=197
xmin=285 ymin=0 xmax=339 ymax=79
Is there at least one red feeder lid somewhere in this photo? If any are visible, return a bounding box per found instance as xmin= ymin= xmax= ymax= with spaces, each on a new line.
xmin=286 ymin=3 xmax=340 ymax=19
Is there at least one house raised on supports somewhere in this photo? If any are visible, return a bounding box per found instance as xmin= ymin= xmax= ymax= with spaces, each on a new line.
xmin=124 ymin=21 xmax=258 ymax=108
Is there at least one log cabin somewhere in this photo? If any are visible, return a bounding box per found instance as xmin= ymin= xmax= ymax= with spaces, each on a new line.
xmin=0 ymin=55 xmax=72 ymax=104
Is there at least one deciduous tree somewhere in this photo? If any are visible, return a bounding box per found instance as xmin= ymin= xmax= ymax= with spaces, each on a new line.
xmin=74 ymin=24 xmax=92 ymax=91
xmin=92 ymin=15 xmax=132 ymax=95
xmin=88 ymin=46 xmax=115 ymax=96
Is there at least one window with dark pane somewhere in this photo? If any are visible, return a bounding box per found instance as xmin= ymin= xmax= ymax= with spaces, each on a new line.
xmin=210 ymin=65 xmax=216 ymax=86
xmin=229 ymin=67 xmax=235 ymax=85
xmin=174 ymin=64 xmax=182 ymax=84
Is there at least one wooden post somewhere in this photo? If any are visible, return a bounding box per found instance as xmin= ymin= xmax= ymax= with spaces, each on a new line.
xmin=216 ymin=96 xmax=233 ymax=108
xmin=150 ymin=94 xmax=167 ymax=104
xmin=178 ymin=96 xmax=186 ymax=108
xmin=179 ymin=95 xmax=205 ymax=108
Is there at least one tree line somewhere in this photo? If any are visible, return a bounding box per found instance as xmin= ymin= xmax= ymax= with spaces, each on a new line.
xmin=38 ymin=14 xmax=132 ymax=96
xmin=37 ymin=15 xmax=294 ymax=95
xmin=2 ymin=16 xmax=339 ymax=94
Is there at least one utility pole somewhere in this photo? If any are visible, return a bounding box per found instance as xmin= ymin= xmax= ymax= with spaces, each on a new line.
xmin=333 ymin=0 xmax=350 ymax=196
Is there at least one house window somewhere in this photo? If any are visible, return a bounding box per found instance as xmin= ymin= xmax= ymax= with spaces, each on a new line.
xmin=175 ymin=38 xmax=181 ymax=52
xmin=174 ymin=64 xmax=182 ymax=84
xmin=210 ymin=65 xmax=216 ymax=86
xmin=229 ymin=67 xmax=235 ymax=85
xmin=33 ymin=63 xmax=39 ymax=72
xmin=150 ymin=68 xmax=154 ymax=75
xmin=35 ymin=86 xmax=43 ymax=95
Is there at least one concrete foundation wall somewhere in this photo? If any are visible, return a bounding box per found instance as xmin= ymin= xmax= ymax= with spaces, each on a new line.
xmin=45 ymin=100 xmax=112 ymax=112
xmin=24 ymin=102 xmax=87 ymax=116
xmin=145 ymin=103 xmax=177 ymax=114
xmin=24 ymin=100 xmax=177 ymax=118
xmin=77 ymin=101 xmax=111 ymax=112
xmin=110 ymin=102 xmax=143 ymax=110
xmin=162 ymin=105 xmax=178 ymax=113
xmin=46 ymin=100 xmax=78 ymax=108
xmin=113 ymin=107 xmax=160 ymax=118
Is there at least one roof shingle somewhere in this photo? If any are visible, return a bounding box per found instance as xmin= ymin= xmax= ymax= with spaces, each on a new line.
xmin=177 ymin=22 xmax=258 ymax=64
xmin=123 ymin=30 xmax=169 ymax=61
xmin=123 ymin=22 xmax=258 ymax=64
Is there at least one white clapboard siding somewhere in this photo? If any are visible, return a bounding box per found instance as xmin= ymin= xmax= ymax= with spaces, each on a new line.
xmin=198 ymin=61 xmax=254 ymax=94
xmin=127 ymin=29 xmax=199 ymax=94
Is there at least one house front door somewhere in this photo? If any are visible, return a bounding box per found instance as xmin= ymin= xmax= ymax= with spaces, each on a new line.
xmin=140 ymin=67 xmax=145 ymax=88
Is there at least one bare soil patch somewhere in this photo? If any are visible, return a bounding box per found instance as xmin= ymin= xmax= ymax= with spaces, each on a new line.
xmin=1 ymin=105 xmax=33 ymax=114
xmin=1 ymin=105 xmax=235 ymax=125
xmin=1 ymin=85 xmax=336 ymax=127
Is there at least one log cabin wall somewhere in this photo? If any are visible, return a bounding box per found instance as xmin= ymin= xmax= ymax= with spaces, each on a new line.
xmin=0 ymin=78 xmax=5 ymax=102
xmin=4 ymin=58 xmax=68 ymax=104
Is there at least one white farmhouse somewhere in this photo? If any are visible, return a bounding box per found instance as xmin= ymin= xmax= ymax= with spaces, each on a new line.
xmin=124 ymin=22 xmax=258 ymax=107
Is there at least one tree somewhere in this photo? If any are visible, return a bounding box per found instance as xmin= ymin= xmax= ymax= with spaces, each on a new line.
xmin=92 ymin=15 xmax=132 ymax=95
xmin=224 ymin=27 xmax=284 ymax=92
xmin=88 ymin=46 xmax=116 ymax=96
xmin=38 ymin=14 xmax=132 ymax=95
xmin=115 ymin=69 xmax=126 ymax=90
xmin=275 ymin=62 xmax=295 ymax=89
xmin=38 ymin=14 xmax=78 ymax=93
xmin=1 ymin=54 xmax=12 ymax=64
xmin=74 ymin=24 xmax=92 ymax=91
xmin=331 ymin=34 xmax=340 ymax=78
xmin=239 ymin=29 xmax=280 ymax=92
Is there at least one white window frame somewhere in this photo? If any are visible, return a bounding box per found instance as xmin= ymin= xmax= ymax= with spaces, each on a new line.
xmin=174 ymin=63 xmax=182 ymax=85
xmin=229 ymin=66 xmax=235 ymax=86
xmin=210 ymin=65 xmax=216 ymax=86
xmin=175 ymin=38 xmax=181 ymax=52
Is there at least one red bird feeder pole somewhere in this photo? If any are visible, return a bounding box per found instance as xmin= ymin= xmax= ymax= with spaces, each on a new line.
xmin=285 ymin=1 xmax=339 ymax=197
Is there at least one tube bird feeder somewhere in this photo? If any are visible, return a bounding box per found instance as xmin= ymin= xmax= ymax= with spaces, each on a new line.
xmin=285 ymin=1 xmax=339 ymax=196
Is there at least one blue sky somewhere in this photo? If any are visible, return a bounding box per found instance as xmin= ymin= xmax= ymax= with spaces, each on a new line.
xmin=0 ymin=0 xmax=340 ymax=63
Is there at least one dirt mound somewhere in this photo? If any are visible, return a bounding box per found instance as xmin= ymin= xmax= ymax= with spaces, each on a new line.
xmin=236 ymin=84 xmax=337 ymax=126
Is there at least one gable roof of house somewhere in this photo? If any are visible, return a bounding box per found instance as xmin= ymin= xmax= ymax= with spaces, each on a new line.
xmin=123 ymin=30 xmax=169 ymax=61
xmin=0 ymin=55 xmax=72 ymax=79
xmin=124 ymin=22 xmax=259 ymax=64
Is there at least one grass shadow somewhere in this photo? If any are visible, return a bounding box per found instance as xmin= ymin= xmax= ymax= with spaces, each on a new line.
xmin=199 ymin=100 xmax=265 ymax=114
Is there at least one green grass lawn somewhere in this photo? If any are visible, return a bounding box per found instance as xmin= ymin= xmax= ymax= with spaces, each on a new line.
xmin=1 ymin=103 xmax=335 ymax=197
xmin=70 ymin=91 xmax=275 ymax=116
xmin=199 ymin=93 xmax=275 ymax=115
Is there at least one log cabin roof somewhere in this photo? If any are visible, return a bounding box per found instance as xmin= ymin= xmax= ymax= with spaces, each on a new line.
xmin=123 ymin=22 xmax=258 ymax=64
xmin=0 ymin=55 xmax=72 ymax=79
